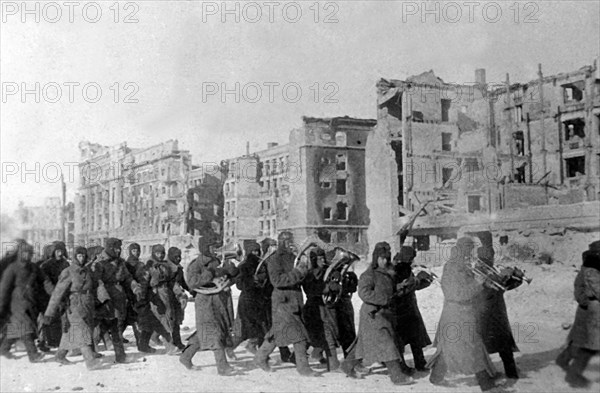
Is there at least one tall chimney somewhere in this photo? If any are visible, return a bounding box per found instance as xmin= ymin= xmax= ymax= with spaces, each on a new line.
xmin=475 ymin=68 xmax=486 ymax=85
xmin=246 ymin=141 xmax=250 ymax=156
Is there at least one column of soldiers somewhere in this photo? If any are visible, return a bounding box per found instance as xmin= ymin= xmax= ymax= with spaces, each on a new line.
xmin=1 ymin=234 xmax=598 ymax=391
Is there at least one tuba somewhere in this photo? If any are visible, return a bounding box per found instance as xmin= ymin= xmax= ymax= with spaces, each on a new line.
xmin=322 ymin=247 xmax=360 ymax=307
xmin=470 ymin=257 xmax=533 ymax=292
xmin=293 ymin=235 xmax=336 ymax=268
xmin=253 ymin=244 xmax=277 ymax=288
xmin=193 ymin=276 xmax=233 ymax=295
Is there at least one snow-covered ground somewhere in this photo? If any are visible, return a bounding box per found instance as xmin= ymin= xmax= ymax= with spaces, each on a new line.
xmin=1 ymin=260 xmax=599 ymax=393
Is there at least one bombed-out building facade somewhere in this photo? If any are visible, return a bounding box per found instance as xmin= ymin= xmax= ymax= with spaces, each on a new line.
xmin=75 ymin=140 xmax=224 ymax=259
xmin=223 ymin=116 xmax=375 ymax=255
xmin=367 ymin=62 xmax=600 ymax=264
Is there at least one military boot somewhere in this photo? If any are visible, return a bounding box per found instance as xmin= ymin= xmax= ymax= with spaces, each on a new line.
xmin=326 ymin=346 xmax=340 ymax=372
xmin=565 ymin=347 xmax=593 ymax=389
xmin=294 ymin=342 xmax=318 ymax=377
xmin=254 ymin=340 xmax=276 ymax=372
xmin=385 ymin=360 xmax=415 ymax=386
xmin=214 ymin=349 xmax=235 ymax=376
xmin=476 ymin=370 xmax=496 ymax=391
xmin=55 ymin=349 xmax=74 ymax=365
xmin=500 ymin=351 xmax=519 ymax=379
xmin=137 ymin=331 xmax=157 ymax=353
xmin=81 ymin=346 xmax=102 ymax=370
xmin=179 ymin=341 xmax=200 ymax=370
xmin=411 ymin=345 xmax=429 ymax=371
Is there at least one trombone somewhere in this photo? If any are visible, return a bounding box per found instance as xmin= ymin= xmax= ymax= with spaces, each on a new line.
xmin=469 ymin=257 xmax=533 ymax=292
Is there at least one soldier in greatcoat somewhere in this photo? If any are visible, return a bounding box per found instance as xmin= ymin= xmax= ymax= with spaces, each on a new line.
xmin=556 ymin=241 xmax=600 ymax=388
xmin=179 ymin=236 xmax=238 ymax=375
xmin=427 ymin=237 xmax=497 ymax=391
xmin=473 ymin=244 xmax=519 ymax=379
xmin=0 ymin=241 xmax=53 ymax=362
xmin=302 ymin=247 xmax=341 ymax=371
xmin=122 ymin=243 xmax=143 ymax=348
xmin=39 ymin=241 xmax=70 ymax=349
xmin=43 ymin=247 xmax=101 ymax=369
xmin=253 ymin=231 xmax=317 ymax=377
xmin=235 ymin=241 xmax=270 ymax=353
xmin=146 ymin=244 xmax=181 ymax=352
xmin=91 ymin=238 xmax=143 ymax=363
xmin=168 ymin=246 xmax=189 ymax=351
xmin=391 ymin=246 xmax=432 ymax=372
xmin=341 ymin=242 xmax=414 ymax=385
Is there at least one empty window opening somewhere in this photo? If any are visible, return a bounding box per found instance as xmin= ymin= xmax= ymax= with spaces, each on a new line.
xmin=336 ymin=179 xmax=347 ymax=195
xmin=563 ymin=82 xmax=584 ymax=103
xmin=513 ymin=131 xmax=525 ymax=156
xmin=323 ymin=207 xmax=332 ymax=220
xmin=336 ymin=202 xmax=348 ymax=221
xmin=442 ymin=132 xmax=453 ymax=152
xmin=467 ymin=195 xmax=482 ymax=213
xmin=441 ymin=99 xmax=451 ymax=122
xmin=565 ymin=156 xmax=585 ymax=178
xmin=564 ymin=119 xmax=585 ymax=141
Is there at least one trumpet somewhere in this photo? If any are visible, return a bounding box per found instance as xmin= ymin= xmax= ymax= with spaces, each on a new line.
xmin=470 ymin=258 xmax=533 ymax=292
xmin=412 ymin=265 xmax=439 ymax=286
xmin=193 ymin=276 xmax=233 ymax=295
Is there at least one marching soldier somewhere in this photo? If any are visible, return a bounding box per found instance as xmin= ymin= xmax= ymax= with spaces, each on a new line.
xmin=302 ymin=247 xmax=341 ymax=371
xmin=168 ymin=246 xmax=190 ymax=351
xmin=392 ymin=246 xmax=432 ymax=372
xmin=341 ymin=242 xmax=414 ymax=385
xmin=146 ymin=244 xmax=181 ymax=352
xmin=254 ymin=231 xmax=317 ymax=377
xmin=556 ymin=241 xmax=600 ymax=388
xmin=427 ymin=237 xmax=497 ymax=391
xmin=473 ymin=240 xmax=519 ymax=379
xmin=39 ymin=241 xmax=70 ymax=350
xmin=179 ymin=236 xmax=238 ymax=375
xmin=235 ymin=241 xmax=270 ymax=354
xmin=42 ymin=247 xmax=101 ymax=369
xmin=0 ymin=241 xmax=53 ymax=362
xmin=122 ymin=243 xmax=143 ymax=348
xmin=332 ymin=267 xmax=358 ymax=358
xmin=91 ymin=238 xmax=143 ymax=363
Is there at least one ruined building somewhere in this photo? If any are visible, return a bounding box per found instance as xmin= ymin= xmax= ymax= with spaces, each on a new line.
xmin=224 ymin=116 xmax=376 ymax=255
xmin=368 ymin=62 xmax=600 ymax=264
xmin=76 ymin=140 xmax=192 ymax=257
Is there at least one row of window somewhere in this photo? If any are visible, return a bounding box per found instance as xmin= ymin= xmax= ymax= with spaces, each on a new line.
xmin=323 ymin=202 xmax=348 ymax=221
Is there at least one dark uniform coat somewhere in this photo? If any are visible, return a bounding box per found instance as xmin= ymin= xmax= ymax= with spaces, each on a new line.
xmin=187 ymin=253 xmax=237 ymax=350
xmin=354 ymin=266 xmax=401 ymax=366
xmin=40 ymin=249 xmax=70 ymax=346
xmin=44 ymin=263 xmax=96 ymax=350
xmin=474 ymin=285 xmax=518 ymax=354
xmin=0 ymin=260 xmax=53 ymax=339
xmin=391 ymin=267 xmax=432 ymax=350
xmin=302 ymin=267 xmax=339 ymax=349
xmin=146 ymin=257 xmax=179 ymax=333
xmin=567 ymin=265 xmax=600 ymax=351
xmin=124 ymin=254 xmax=144 ymax=327
xmin=427 ymin=259 xmax=495 ymax=376
xmin=235 ymin=253 xmax=271 ymax=342
xmin=334 ymin=271 xmax=358 ymax=355
xmin=91 ymin=250 xmax=140 ymax=322
xmin=264 ymin=248 xmax=309 ymax=347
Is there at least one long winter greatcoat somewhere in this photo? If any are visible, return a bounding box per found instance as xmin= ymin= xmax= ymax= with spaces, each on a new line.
xmin=0 ymin=260 xmax=53 ymax=340
xmin=124 ymin=255 xmax=144 ymax=327
xmin=354 ymin=267 xmax=402 ymax=366
xmin=44 ymin=263 xmax=96 ymax=350
xmin=134 ymin=263 xmax=169 ymax=333
xmin=567 ymin=266 xmax=600 ymax=351
xmin=302 ymin=267 xmax=339 ymax=350
xmin=235 ymin=253 xmax=271 ymax=342
xmin=187 ymin=254 xmax=237 ymax=350
xmin=391 ymin=271 xmax=432 ymax=350
xmin=427 ymin=259 xmax=496 ymax=376
xmin=91 ymin=250 xmax=140 ymax=322
xmin=473 ymin=285 xmax=518 ymax=354
xmin=265 ymin=249 xmax=309 ymax=347
xmin=146 ymin=258 xmax=179 ymax=333
xmin=40 ymin=252 xmax=70 ymax=346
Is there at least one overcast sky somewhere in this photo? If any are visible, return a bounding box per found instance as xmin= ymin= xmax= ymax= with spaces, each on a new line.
xmin=1 ymin=0 xmax=599 ymax=213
